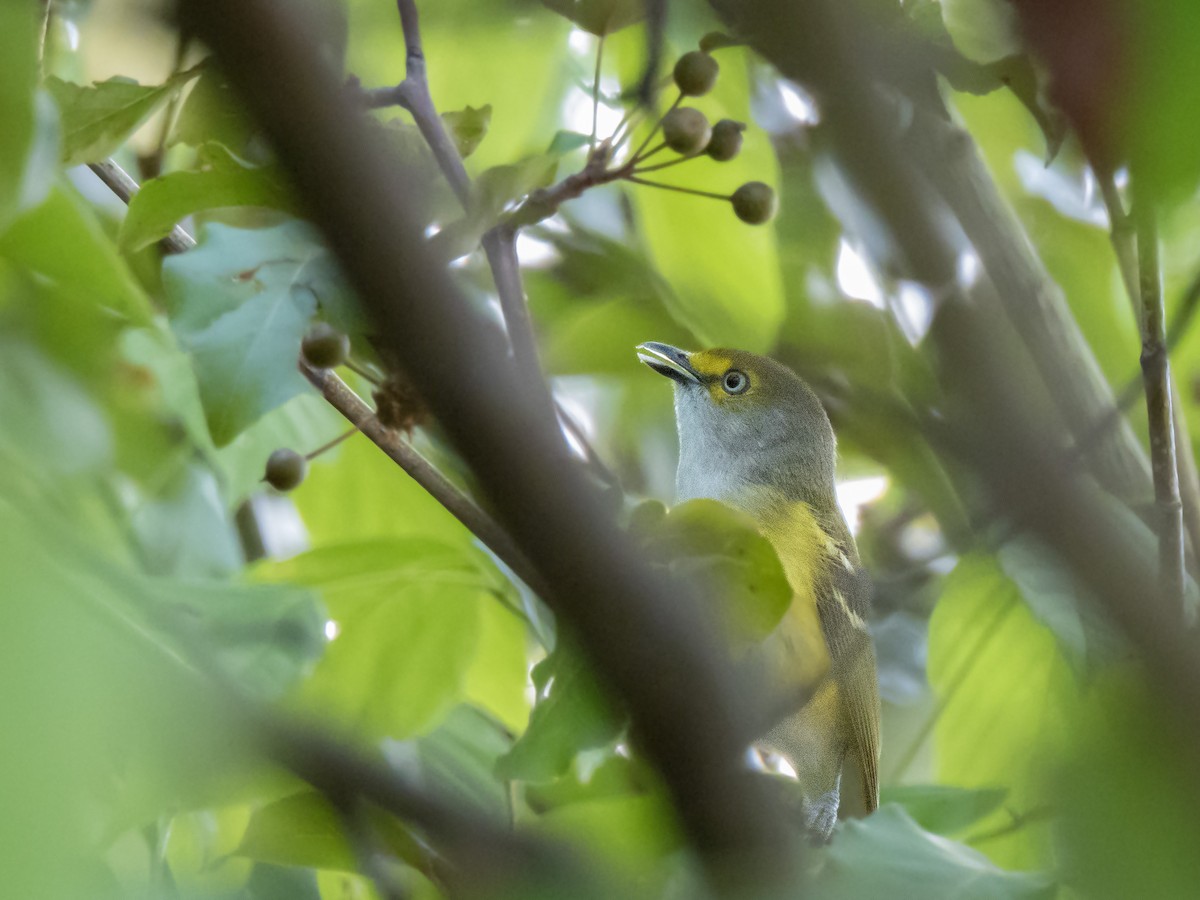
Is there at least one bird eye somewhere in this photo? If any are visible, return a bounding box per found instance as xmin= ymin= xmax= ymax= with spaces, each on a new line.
xmin=722 ymin=369 xmax=749 ymax=394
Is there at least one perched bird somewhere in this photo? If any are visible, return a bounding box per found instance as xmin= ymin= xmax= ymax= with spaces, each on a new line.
xmin=637 ymin=341 xmax=880 ymax=839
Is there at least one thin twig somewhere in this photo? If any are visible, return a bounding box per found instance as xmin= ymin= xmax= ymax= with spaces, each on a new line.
xmin=87 ymin=159 xmax=196 ymax=254
xmin=633 ymin=155 xmax=693 ymax=175
xmin=1094 ymin=166 xmax=1200 ymax=570
xmin=345 ymin=357 xmax=383 ymax=386
xmin=1135 ymin=194 xmax=1185 ymax=607
xmin=629 ymin=93 xmax=681 ymax=161
xmin=303 ymin=425 xmax=358 ymax=461
xmin=388 ymin=0 xmax=562 ymax=433
xmin=300 ymin=361 xmax=551 ymax=601
xmin=590 ymin=36 xmax=605 ymax=148
xmin=625 ymin=175 xmax=731 ymax=201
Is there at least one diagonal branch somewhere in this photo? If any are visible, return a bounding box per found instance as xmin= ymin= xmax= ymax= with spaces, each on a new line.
xmin=87 ymin=159 xmax=195 ymax=254
xmin=300 ymin=361 xmax=551 ymax=600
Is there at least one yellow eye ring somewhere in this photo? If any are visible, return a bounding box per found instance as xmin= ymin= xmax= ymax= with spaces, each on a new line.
xmin=722 ymin=369 xmax=749 ymax=394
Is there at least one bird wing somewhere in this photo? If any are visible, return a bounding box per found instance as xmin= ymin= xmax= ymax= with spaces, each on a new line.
xmin=816 ymin=546 xmax=881 ymax=812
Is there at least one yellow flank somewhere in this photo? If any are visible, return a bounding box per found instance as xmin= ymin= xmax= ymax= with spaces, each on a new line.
xmin=748 ymin=489 xmax=834 ymax=693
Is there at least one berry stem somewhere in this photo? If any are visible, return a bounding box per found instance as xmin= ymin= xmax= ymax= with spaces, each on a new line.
xmin=345 ymin=358 xmax=383 ymax=386
xmin=304 ymin=426 xmax=360 ymax=461
xmin=590 ymin=35 xmax=605 ymax=149
xmin=628 ymin=92 xmax=682 ymax=163
xmin=630 ymin=142 xmax=667 ymax=166
xmin=632 ymin=155 xmax=693 ymax=174
xmin=625 ymin=175 xmax=732 ymax=202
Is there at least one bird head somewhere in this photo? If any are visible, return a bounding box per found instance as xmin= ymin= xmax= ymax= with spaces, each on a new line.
xmin=636 ymin=341 xmax=838 ymax=515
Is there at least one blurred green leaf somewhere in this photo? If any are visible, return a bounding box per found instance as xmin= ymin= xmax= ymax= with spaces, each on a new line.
xmin=533 ymin=793 xmax=680 ymax=878
xmin=1055 ymin=680 xmax=1200 ymax=900
xmin=169 ymin=65 xmax=257 ymax=152
xmin=0 ymin=2 xmax=54 ymax=233
xmin=940 ymin=0 xmax=1022 ymax=64
xmin=236 ymin=791 xmax=424 ymax=873
xmin=129 ymin=460 xmax=243 ymax=578
xmin=290 ymin=431 xmax=473 ymax=546
xmin=255 ymin=539 xmax=504 ymax=741
xmin=497 ymin=646 xmax=618 ymax=782
xmin=927 ymin=553 xmax=1084 ymax=869
xmin=431 ymin=153 xmax=559 ymax=261
xmin=161 ymin=221 xmax=330 ymax=445
xmin=641 ymin=498 xmax=791 ymax=646
xmin=442 ymin=104 xmax=492 ymax=159
xmin=384 ymin=704 xmax=513 ymax=823
xmin=879 ymin=785 xmax=1008 ymax=837
xmin=807 ymin=806 xmax=1055 ymax=898
xmin=120 ymin=143 xmax=296 ymax=252
xmin=539 ymin=0 xmax=645 ymax=37
xmin=547 ymin=130 xmax=592 ymax=155
xmin=0 ymin=182 xmax=152 ymax=324
xmin=47 ymin=67 xmax=201 ymax=167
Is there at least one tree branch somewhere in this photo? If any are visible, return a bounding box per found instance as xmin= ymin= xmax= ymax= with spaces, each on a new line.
xmin=299 ymin=361 xmax=551 ymax=600
xmin=1134 ymin=196 xmax=1185 ymax=607
xmin=1093 ymin=167 xmax=1200 ymax=571
xmin=179 ymin=0 xmax=793 ymax=879
xmin=87 ymin=159 xmax=195 ymax=254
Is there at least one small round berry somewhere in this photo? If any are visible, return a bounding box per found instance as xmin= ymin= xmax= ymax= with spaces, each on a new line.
xmin=673 ymin=51 xmax=719 ymax=97
xmin=731 ymin=182 xmax=777 ymax=225
xmin=706 ymin=119 xmax=745 ymax=161
xmin=264 ymin=448 xmax=308 ymax=491
xmin=661 ymin=108 xmax=712 ymax=156
xmin=301 ymin=322 xmax=350 ymax=369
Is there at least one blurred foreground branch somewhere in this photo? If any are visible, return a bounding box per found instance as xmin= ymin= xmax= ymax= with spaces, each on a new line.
xmin=178 ymin=0 xmax=793 ymax=882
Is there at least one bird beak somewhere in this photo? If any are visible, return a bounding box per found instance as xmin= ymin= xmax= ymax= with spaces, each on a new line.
xmin=636 ymin=342 xmax=702 ymax=385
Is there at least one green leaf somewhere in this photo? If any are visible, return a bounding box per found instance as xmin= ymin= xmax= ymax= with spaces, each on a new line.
xmin=430 ymin=153 xmax=559 ymax=261
xmin=290 ymin=430 xmax=472 ymax=546
xmin=383 ymin=705 xmax=513 ymax=823
xmin=497 ymin=646 xmax=619 ymax=783
xmin=547 ymin=130 xmax=592 ymax=155
xmin=533 ymin=794 xmax=680 ymax=875
xmin=640 ymin=499 xmax=791 ymax=646
xmin=0 ymin=334 xmax=113 ymax=476
xmin=0 ymin=2 xmax=54 ymax=233
xmin=625 ymin=50 xmax=785 ymax=350
xmin=255 ymin=539 xmax=501 ymax=741
xmin=879 ymin=785 xmax=1008 ymax=837
xmin=539 ymin=0 xmax=645 ymax=36
xmin=129 ymin=460 xmax=243 ymax=578
xmin=807 ymin=806 xmax=1055 ymax=899
xmin=169 ymin=66 xmax=256 ymax=152
xmin=1056 ymin=683 xmax=1200 ymax=900
xmin=47 ymin=66 xmax=202 ymax=167
xmin=927 ymin=553 xmax=1083 ymax=870
xmin=120 ymin=144 xmax=296 ymax=252
xmin=996 ymin=535 xmax=1125 ymax=675
xmin=940 ymin=0 xmax=1023 ymax=64
xmin=236 ymin=792 xmax=424 ymax=872
xmin=0 ymin=183 xmax=152 ymax=324
xmin=442 ymin=104 xmax=492 ymax=159
xmin=162 ymin=221 xmax=333 ymax=445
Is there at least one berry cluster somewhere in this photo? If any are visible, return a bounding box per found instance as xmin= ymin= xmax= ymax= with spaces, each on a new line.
xmin=605 ymin=40 xmax=778 ymax=225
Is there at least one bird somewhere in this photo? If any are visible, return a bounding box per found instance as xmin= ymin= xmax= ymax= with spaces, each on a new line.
xmin=636 ymin=341 xmax=880 ymax=840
